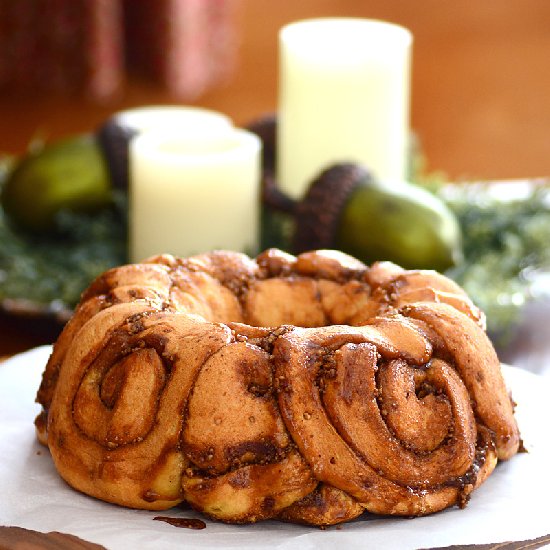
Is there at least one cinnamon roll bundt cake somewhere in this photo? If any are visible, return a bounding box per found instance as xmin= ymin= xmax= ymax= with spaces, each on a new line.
xmin=35 ymin=249 xmax=520 ymax=526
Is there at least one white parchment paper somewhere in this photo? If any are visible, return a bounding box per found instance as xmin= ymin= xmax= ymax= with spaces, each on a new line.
xmin=1 ymin=346 xmax=549 ymax=550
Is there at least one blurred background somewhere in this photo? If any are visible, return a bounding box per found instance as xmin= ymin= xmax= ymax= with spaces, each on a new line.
xmin=1 ymin=0 xmax=549 ymax=181
xmin=1 ymin=0 xmax=550 ymax=367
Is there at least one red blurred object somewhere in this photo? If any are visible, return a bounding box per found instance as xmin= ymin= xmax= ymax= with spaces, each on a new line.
xmin=0 ymin=0 xmax=237 ymax=101
xmin=0 ymin=0 xmax=124 ymax=100
xmin=124 ymin=0 xmax=237 ymax=100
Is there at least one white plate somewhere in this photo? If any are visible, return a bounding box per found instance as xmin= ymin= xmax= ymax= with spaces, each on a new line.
xmin=1 ymin=346 xmax=549 ymax=550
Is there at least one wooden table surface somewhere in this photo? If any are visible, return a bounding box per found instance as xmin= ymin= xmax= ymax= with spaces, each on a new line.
xmin=0 ymin=312 xmax=58 ymax=361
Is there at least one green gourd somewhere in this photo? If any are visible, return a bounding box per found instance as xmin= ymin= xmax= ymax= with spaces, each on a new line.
xmin=337 ymin=177 xmax=463 ymax=271
xmin=293 ymin=163 xmax=462 ymax=272
xmin=1 ymin=134 xmax=112 ymax=232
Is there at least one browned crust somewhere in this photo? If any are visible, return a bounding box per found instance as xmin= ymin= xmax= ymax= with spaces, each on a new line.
xmin=36 ymin=248 xmax=519 ymax=525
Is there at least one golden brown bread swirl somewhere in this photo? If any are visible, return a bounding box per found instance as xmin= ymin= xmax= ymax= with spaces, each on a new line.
xmin=35 ymin=248 xmax=520 ymax=525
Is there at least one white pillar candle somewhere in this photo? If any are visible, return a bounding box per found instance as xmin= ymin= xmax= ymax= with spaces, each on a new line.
xmin=116 ymin=105 xmax=232 ymax=133
xmin=99 ymin=105 xmax=234 ymax=190
xmin=130 ymin=128 xmax=261 ymax=262
xmin=277 ymin=18 xmax=412 ymax=199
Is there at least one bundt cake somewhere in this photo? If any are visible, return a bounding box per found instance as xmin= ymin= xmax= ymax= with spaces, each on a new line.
xmin=35 ymin=248 xmax=520 ymax=526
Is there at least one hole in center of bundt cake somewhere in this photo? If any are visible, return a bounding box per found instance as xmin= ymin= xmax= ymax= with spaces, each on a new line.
xmin=243 ymin=278 xmax=328 ymax=327
xmin=167 ymin=251 xmax=377 ymax=329
xmin=242 ymin=276 xmax=377 ymax=329
xmin=173 ymin=275 xmax=337 ymax=328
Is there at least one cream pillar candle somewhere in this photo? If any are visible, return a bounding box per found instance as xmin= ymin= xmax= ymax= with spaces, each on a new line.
xmin=99 ymin=105 xmax=233 ymax=190
xmin=277 ymin=18 xmax=412 ymax=199
xmin=129 ymin=128 xmax=261 ymax=262
xmin=116 ymin=105 xmax=232 ymax=133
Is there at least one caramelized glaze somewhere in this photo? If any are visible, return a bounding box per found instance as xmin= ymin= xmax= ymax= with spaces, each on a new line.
xmin=35 ymin=249 xmax=519 ymax=526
